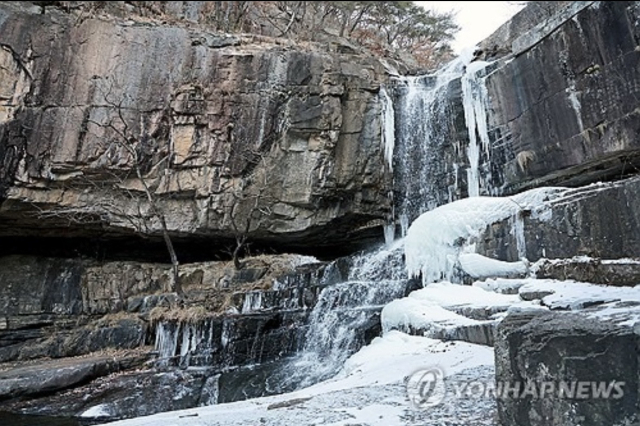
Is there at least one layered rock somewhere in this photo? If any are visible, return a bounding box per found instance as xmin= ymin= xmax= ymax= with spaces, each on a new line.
xmin=0 ymin=252 xmax=340 ymax=419
xmin=477 ymin=175 xmax=640 ymax=263
xmin=482 ymin=1 xmax=640 ymax=195
xmin=0 ymin=253 xmax=324 ymax=363
xmin=0 ymin=1 xmax=392 ymax=257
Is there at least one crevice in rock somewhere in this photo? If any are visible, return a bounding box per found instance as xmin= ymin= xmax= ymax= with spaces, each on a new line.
xmin=0 ymin=224 xmax=384 ymax=264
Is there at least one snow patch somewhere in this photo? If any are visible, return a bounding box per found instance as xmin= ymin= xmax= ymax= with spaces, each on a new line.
xmin=473 ymin=278 xmax=531 ymax=294
xmin=80 ymin=403 xmax=113 ymax=418
xmin=381 ymin=282 xmax=525 ymax=335
xmin=382 ymin=296 xmax=481 ymax=334
xmin=459 ymin=253 xmax=527 ymax=279
xmin=408 ymin=282 xmax=520 ymax=308
xmin=519 ymin=279 xmax=640 ymax=310
xmin=101 ymin=332 xmax=494 ymax=426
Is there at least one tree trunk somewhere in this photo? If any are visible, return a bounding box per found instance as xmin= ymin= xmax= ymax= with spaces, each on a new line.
xmin=133 ymin=162 xmax=182 ymax=296
xmin=162 ymin=222 xmax=182 ymax=296
xmin=233 ymin=235 xmax=246 ymax=270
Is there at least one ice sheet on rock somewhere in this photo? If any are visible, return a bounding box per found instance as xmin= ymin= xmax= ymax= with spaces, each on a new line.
xmin=461 ymin=60 xmax=491 ymax=197
xmin=380 ymin=85 xmax=395 ymax=172
xmin=459 ymin=253 xmax=527 ymax=278
xmin=405 ymin=187 xmax=568 ymax=286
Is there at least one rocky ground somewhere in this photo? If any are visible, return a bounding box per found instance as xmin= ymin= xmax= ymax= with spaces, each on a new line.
xmin=97 ymin=252 xmax=640 ymax=426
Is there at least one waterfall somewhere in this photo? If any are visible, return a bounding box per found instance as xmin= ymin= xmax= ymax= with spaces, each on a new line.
xmin=151 ymin=51 xmax=500 ymax=405
xmin=266 ymin=51 xmax=496 ymax=393
xmin=271 ymin=239 xmax=412 ymax=391
xmin=390 ymin=49 xmax=494 ymax=234
xmin=392 ymin=55 xmax=473 ymax=234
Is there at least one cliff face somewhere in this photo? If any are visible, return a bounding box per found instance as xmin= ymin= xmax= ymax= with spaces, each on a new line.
xmin=483 ymin=1 xmax=640 ymax=194
xmin=389 ymin=1 xmax=640 ymax=225
xmin=0 ymin=2 xmax=391 ymax=257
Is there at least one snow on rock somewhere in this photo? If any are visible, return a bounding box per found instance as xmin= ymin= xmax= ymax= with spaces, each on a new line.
xmin=586 ymin=302 xmax=640 ymax=327
xmin=338 ymin=330 xmax=494 ymax=384
xmin=518 ymin=279 xmax=640 ymax=310
xmin=404 ymin=187 xmax=567 ymax=286
xmin=102 ymin=332 xmax=495 ymax=426
xmin=472 ymin=278 xmax=531 ymax=294
xmin=459 ymin=253 xmax=527 ymax=279
xmin=380 ymin=282 xmax=533 ymax=340
xmin=381 ymin=296 xmax=481 ymax=335
xmin=408 ymin=282 xmax=520 ymax=309
xmin=80 ymin=403 xmax=114 ymax=418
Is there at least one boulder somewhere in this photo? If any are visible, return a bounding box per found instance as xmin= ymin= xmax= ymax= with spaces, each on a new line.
xmin=495 ymin=310 xmax=640 ymax=426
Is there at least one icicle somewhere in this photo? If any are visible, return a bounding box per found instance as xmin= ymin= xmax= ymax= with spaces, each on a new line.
xmin=241 ymin=291 xmax=263 ymax=314
xmin=379 ymin=85 xmax=395 ymax=172
xmin=461 ymin=60 xmax=492 ymax=197
xmin=155 ymin=321 xmax=180 ymax=366
xmin=405 ymin=187 xmax=567 ymax=286
xmin=566 ymin=81 xmax=584 ymax=132
xmin=383 ymin=223 xmax=395 ymax=245
xmin=514 ymin=210 xmax=527 ymax=260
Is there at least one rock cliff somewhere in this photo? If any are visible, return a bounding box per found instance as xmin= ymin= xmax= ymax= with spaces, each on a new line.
xmin=0 ymin=1 xmax=392 ymax=259
xmin=4 ymin=1 xmax=640 ymax=424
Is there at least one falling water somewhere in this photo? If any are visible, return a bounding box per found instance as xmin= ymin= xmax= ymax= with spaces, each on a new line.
xmin=271 ymin=239 xmax=413 ymax=391
xmin=391 ymin=50 xmax=494 ymax=234
xmin=392 ymin=57 xmax=470 ymax=235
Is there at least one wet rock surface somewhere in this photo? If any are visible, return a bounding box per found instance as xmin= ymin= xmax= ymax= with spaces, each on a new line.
xmin=0 ymin=353 xmax=136 ymax=401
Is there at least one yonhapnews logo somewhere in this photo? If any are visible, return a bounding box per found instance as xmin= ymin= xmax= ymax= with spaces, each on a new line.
xmin=405 ymin=366 xmax=626 ymax=409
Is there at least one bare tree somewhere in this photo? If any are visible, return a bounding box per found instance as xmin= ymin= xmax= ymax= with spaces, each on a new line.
xmin=226 ymin=156 xmax=275 ymax=270
xmin=223 ymin=127 xmax=277 ymax=270
xmin=34 ymin=80 xmax=184 ymax=296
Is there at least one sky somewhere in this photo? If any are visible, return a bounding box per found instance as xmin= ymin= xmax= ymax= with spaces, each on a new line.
xmin=416 ymin=1 xmax=526 ymax=53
